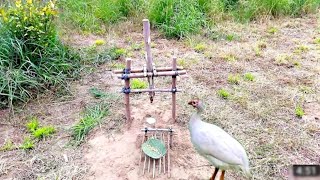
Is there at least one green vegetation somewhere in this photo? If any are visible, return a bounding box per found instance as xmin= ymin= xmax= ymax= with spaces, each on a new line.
xmin=89 ymin=87 xmax=108 ymax=99
xmin=268 ymin=27 xmax=279 ymax=34
xmin=26 ymin=117 xmax=40 ymax=132
xmin=314 ymin=38 xmax=320 ymax=44
xmin=295 ymin=105 xmax=304 ymax=118
xmin=54 ymin=0 xmax=320 ymax=38
xmin=244 ymin=73 xmax=255 ymax=81
xmin=149 ymin=0 xmax=205 ymax=38
xmin=25 ymin=117 xmax=56 ymax=139
xmin=71 ymin=102 xmax=110 ymax=144
xmin=94 ymin=39 xmax=106 ymax=46
xmin=109 ymin=47 xmax=127 ymax=60
xmin=217 ymin=89 xmax=230 ymax=99
xmin=0 ymin=139 xmax=15 ymax=151
xmin=131 ymin=79 xmax=148 ymax=89
xmin=58 ymin=0 xmax=145 ymax=33
xmin=294 ymin=45 xmax=309 ymax=54
xmin=33 ymin=126 xmax=56 ymax=139
xmin=274 ymin=54 xmax=293 ymax=66
xmin=0 ymin=1 xmax=80 ymax=109
xmin=20 ymin=137 xmax=34 ymax=150
xmin=226 ymin=34 xmax=237 ymax=41
xmin=194 ymin=43 xmax=206 ymax=53
xmin=222 ymin=53 xmax=237 ymax=62
xmin=227 ymin=74 xmax=240 ymax=85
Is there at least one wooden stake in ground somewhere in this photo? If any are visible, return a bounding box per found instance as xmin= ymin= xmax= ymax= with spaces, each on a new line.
xmin=172 ymin=57 xmax=177 ymax=122
xmin=124 ymin=58 xmax=131 ymax=124
xmin=143 ymin=19 xmax=155 ymax=102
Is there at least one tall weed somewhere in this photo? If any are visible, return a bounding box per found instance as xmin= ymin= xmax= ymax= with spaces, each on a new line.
xmin=0 ymin=0 xmax=80 ymax=109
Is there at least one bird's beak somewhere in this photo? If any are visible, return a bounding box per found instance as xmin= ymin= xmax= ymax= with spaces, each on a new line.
xmin=188 ymin=101 xmax=193 ymax=105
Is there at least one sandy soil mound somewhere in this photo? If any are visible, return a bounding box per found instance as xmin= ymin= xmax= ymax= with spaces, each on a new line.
xmin=84 ymin=97 xmax=217 ymax=180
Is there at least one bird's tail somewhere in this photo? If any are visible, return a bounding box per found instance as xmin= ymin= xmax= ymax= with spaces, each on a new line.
xmin=242 ymin=166 xmax=252 ymax=179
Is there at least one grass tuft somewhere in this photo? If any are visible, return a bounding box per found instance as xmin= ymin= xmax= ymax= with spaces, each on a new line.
xmin=71 ymin=102 xmax=110 ymax=145
xmin=26 ymin=117 xmax=40 ymax=133
xmin=227 ymin=74 xmax=240 ymax=85
xmin=295 ymin=105 xmax=304 ymax=118
xmin=149 ymin=0 xmax=206 ymax=38
xmin=0 ymin=139 xmax=15 ymax=151
xmin=33 ymin=127 xmax=56 ymax=139
xmin=194 ymin=43 xmax=206 ymax=53
xmin=244 ymin=73 xmax=255 ymax=81
xmin=20 ymin=137 xmax=34 ymax=150
xmin=94 ymin=39 xmax=106 ymax=46
xmin=222 ymin=53 xmax=237 ymax=62
xmin=217 ymin=89 xmax=230 ymax=99
xmin=268 ymin=27 xmax=279 ymax=34
xmin=131 ymin=79 xmax=148 ymax=89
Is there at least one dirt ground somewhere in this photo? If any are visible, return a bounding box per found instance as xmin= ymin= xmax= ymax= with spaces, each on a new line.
xmin=1 ymin=14 xmax=320 ymax=180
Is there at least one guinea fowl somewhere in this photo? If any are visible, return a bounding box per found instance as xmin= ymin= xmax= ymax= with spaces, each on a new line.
xmin=188 ymin=99 xmax=251 ymax=180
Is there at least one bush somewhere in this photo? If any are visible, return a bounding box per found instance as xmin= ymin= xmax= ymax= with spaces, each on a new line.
xmin=149 ymin=0 xmax=206 ymax=38
xmin=0 ymin=0 xmax=80 ymax=109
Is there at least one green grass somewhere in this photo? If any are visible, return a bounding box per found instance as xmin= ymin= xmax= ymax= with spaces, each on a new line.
xmin=227 ymin=74 xmax=240 ymax=85
xmin=20 ymin=137 xmax=34 ymax=150
xmin=0 ymin=1 xmax=81 ymax=109
xmin=222 ymin=53 xmax=237 ymax=62
xmin=268 ymin=27 xmax=279 ymax=34
xmin=71 ymin=102 xmax=110 ymax=145
xmin=295 ymin=105 xmax=304 ymax=118
xmin=131 ymin=79 xmax=148 ymax=89
xmin=56 ymin=0 xmax=320 ymax=37
xmin=217 ymin=89 xmax=230 ymax=99
xmin=0 ymin=139 xmax=15 ymax=151
xmin=244 ymin=73 xmax=255 ymax=81
xmin=109 ymin=47 xmax=127 ymax=60
xmin=25 ymin=117 xmax=56 ymax=139
xmin=314 ymin=38 xmax=320 ymax=44
xmin=26 ymin=117 xmax=40 ymax=133
xmin=94 ymin=39 xmax=106 ymax=46
xmin=33 ymin=127 xmax=56 ymax=139
xmin=194 ymin=43 xmax=207 ymax=53
xmin=149 ymin=0 xmax=206 ymax=38
xmin=57 ymin=0 xmax=146 ymax=33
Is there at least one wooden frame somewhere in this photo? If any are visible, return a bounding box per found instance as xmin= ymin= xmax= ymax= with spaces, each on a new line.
xmin=113 ymin=19 xmax=186 ymax=124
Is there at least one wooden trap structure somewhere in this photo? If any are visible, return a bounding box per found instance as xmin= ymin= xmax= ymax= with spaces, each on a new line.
xmin=139 ymin=127 xmax=174 ymax=178
xmin=113 ymin=19 xmax=186 ymax=123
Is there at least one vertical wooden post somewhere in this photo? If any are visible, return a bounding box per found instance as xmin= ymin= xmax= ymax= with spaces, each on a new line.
xmin=143 ymin=19 xmax=155 ymax=102
xmin=125 ymin=58 xmax=131 ymax=123
xmin=172 ymin=57 xmax=177 ymax=122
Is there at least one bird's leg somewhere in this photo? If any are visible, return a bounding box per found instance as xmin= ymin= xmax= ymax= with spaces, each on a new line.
xmin=210 ymin=168 xmax=219 ymax=180
xmin=220 ymin=170 xmax=225 ymax=180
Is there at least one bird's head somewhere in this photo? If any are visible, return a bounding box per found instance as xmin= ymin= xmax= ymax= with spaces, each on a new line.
xmin=188 ymin=99 xmax=200 ymax=108
xmin=188 ymin=98 xmax=204 ymax=111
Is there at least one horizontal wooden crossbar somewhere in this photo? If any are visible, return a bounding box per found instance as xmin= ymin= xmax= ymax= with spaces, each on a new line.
xmin=118 ymin=70 xmax=187 ymax=79
xmin=121 ymin=88 xmax=182 ymax=93
xmin=113 ymin=66 xmax=184 ymax=74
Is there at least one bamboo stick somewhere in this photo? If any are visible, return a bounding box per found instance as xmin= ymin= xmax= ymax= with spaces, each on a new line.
xmin=139 ymin=132 xmax=146 ymax=174
xmin=113 ymin=66 xmax=184 ymax=74
xmin=163 ymin=133 xmax=166 ymax=174
xmin=117 ymin=70 xmax=187 ymax=79
xmin=143 ymin=134 xmax=148 ymax=175
xmin=159 ymin=132 xmax=162 ymax=175
xmin=124 ymin=58 xmax=131 ymax=123
xmin=167 ymin=132 xmax=171 ymax=178
xmin=122 ymin=88 xmax=182 ymax=93
xmin=140 ymin=128 xmax=175 ymax=132
xmin=143 ymin=19 xmax=155 ymax=102
xmin=172 ymin=56 xmax=177 ymax=122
